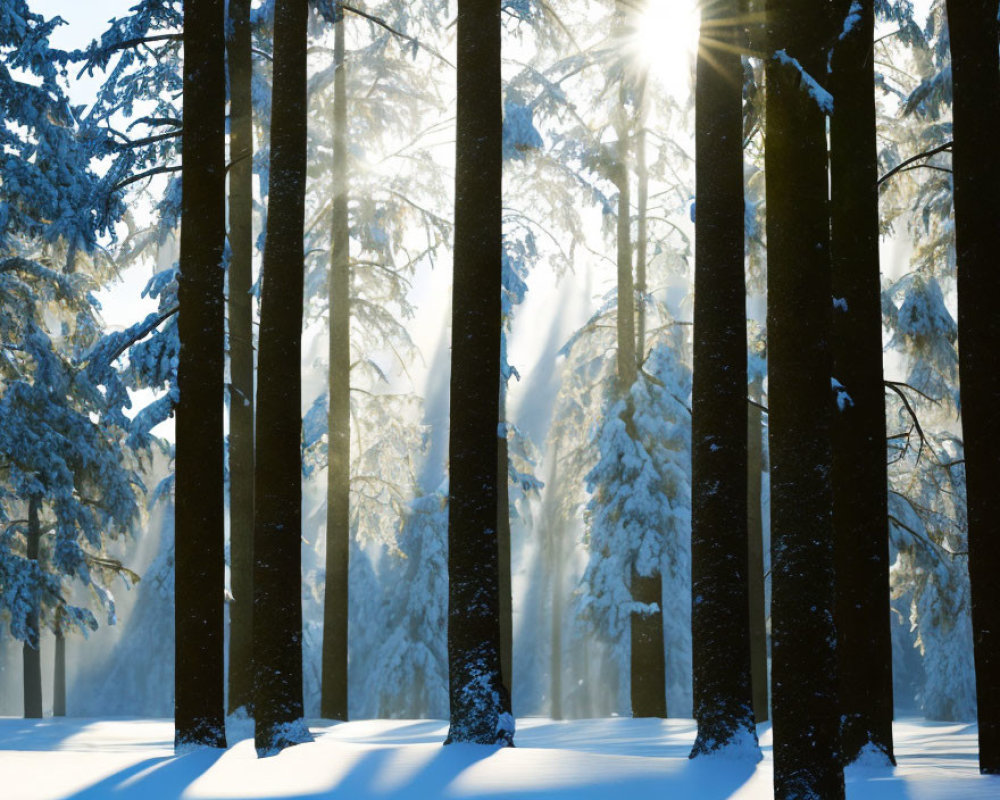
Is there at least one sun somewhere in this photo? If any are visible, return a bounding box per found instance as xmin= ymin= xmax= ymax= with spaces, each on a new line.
xmin=633 ymin=0 xmax=701 ymax=93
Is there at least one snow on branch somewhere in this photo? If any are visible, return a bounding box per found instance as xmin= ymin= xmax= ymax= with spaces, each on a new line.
xmin=773 ymin=49 xmax=834 ymax=115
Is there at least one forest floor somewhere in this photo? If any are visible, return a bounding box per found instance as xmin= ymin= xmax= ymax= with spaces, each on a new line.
xmin=0 ymin=715 xmax=996 ymax=799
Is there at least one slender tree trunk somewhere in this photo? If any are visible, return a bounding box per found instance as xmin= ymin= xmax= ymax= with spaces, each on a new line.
xmin=53 ymin=607 xmax=66 ymax=717
xmin=498 ymin=390 xmax=513 ymax=698
xmin=23 ymin=495 xmax=42 ymax=719
xmin=253 ymin=0 xmax=311 ymax=756
xmin=445 ymin=0 xmax=512 ymax=746
xmin=549 ymin=523 xmax=565 ymax=721
xmin=764 ymin=0 xmax=843 ymax=796
xmin=690 ymin=0 xmax=759 ymax=757
xmin=321 ymin=2 xmax=350 ymax=722
xmin=946 ymin=0 xmax=1000 ymax=775
xmin=828 ymin=0 xmax=894 ymax=766
xmin=175 ymin=0 xmax=227 ymax=749
xmin=615 ymin=81 xmax=666 ymax=721
xmin=635 ymin=91 xmax=648 ymax=365
xmin=747 ymin=393 xmax=768 ymax=724
xmin=227 ymin=0 xmax=256 ymax=718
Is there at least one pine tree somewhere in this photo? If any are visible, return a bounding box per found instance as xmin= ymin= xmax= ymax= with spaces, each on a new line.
xmin=174 ymin=0 xmax=227 ymax=749
xmin=945 ymin=0 xmax=1000 ymax=775
xmin=253 ymin=0 xmax=313 ymax=756
xmin=226 ymin=0 xmax=256 ymax=719
xmin=689 ymin=0 xmax=759 ymax=758
xmin=764 ymin=0 xmax=844 ymax=795
xmin=445 ymin=0 xmax=513 ymax=746
xmin=321 ymin=1 xmax=350 ymax=722
xmin=828 ymin=0 xmax=894 ymax=766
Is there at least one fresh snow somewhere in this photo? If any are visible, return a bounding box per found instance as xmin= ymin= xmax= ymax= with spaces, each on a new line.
xmin=0 ymin=717 xmax=997 ymax=799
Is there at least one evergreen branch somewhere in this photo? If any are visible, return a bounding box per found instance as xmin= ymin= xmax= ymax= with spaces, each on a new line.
xmin=104 ymin=305 xmax=179 ymax=366
xmin=108 ymin=164 xmax=182 ymax=195
xmin=340 ymin=3 xmax=456 ymax=69
xmin=113 ymin=130 xmax=181 ymax=150
xmin=127 ymin=116 xmax=182 ymax=131
xmin=878 ymin=141 xmax=953 ymax=187
xmin=885 ymin=380 xmax=928 ymax=461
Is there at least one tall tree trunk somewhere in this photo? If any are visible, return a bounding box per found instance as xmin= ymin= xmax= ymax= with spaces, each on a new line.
xmin=764 ymin=0 xmax=843 ymax=796
xmin=635 ymin=91 xmax=648 ymax=365
xmin=175 ymin=0 xmax=227 ymax=749
xmin=946 ymin=0 xmax=1000 ymax=775
xmin=23 ymin=495 xmax=42 ymax=719
xmin=253 ymin=0 xmax=311 ymax=756
xmin=321 ymin=2 xmax=350 ymax=722
xmin=828 ymin=0 xmax=894 ymax=766
xmin=445 ymin=0 xmax=512 ymax=746
xmin=615 ymin=79 xmax=666 ymax=722
xmin=498 ymin=390 xmax=513 ymax=698
xmin=546 ymin=444 xmax=565 ymax=721
xmin=690 ymin=0 xmax=759 ymax=757
xmin=747 ymin=395 xmax=768 ymax=723
xmin=53 ymin=606 xmax=66 ymax=717
xmin=227 ymin=0 xmax=256 ymax=718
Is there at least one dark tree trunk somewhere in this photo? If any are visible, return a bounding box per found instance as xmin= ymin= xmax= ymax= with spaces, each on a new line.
xmin=321 ymin=3 xmax=350 ymax=722
xmin=498 ymin=390 xmax=513 ymax=698
xmin=747 ymin=396 xmax=768 ymax=723
xmin=23 ymin=496 xmax=42 ymax=719
xmin=828 ymin=0 xmax=894 ymax=766
xmin=690 ymin=0 xmax=758 ymax=756
xmin=253 ymin=0 xmax=311 ymax=756
xmin=764 ymin=0 xmax=843 ymax=796
xmin=445 ymin=0 xmax=512 ymax=746
xmin=226 ymin=0 xmax=256 ymax=718
xmin=946 ymin=0 xmax=1000 ymax=776
xmin=53 ymin=607 xmax=66 ymax=717
xmin=175 ymin=0 xmax=227 ymax=749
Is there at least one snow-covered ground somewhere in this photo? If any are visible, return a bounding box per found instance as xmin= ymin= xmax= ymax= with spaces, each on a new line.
xmin=0 ymin=716 xmax=996 ymax=799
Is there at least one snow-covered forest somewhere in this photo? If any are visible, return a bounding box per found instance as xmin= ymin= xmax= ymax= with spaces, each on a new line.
xmin=1 ymin=0 xmax=999 ymax=798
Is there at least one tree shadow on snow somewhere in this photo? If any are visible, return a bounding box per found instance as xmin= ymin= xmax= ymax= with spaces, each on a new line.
xmin=64 ymin=748 xmax=224 ymax=800
xmin=274 ymin=740 xmax=759 ymax=800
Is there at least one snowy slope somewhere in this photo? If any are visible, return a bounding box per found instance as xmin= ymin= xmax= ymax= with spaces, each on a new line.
xmin=0 ymin=717 xmax=996 ymax=799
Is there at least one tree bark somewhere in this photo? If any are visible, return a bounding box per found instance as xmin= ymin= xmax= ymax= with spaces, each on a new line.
xmin=445 ymin=0 xmax=512 ymax=746
xmin=253 ymin=0 xmax=311 ymax=756
xmin=946 ymin=0 xmax=1000 ymax=775
xmin=498 ymin=391 xmax=513 ymax=699
xmin=23 ymin=495 xmax=42 ymax=720
xmin=175 ymin=0 xmax=227 ymax=749
xmin=321 ymin=2 xmax=350 ymax=722
xmin=764 ymin=0 xmax=843 ymax=795
xmin=828 ymin=0 xmax=894 ymax=766
xmin=747 ymin=396 xmax=768 ymax=723
xmin=226 ymin=0 xmax=256 ymax=718
xmin=53 ymin=607 xmax=66 ymax=717
xmin=690 ymin=0 xmax=759 ymax=756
